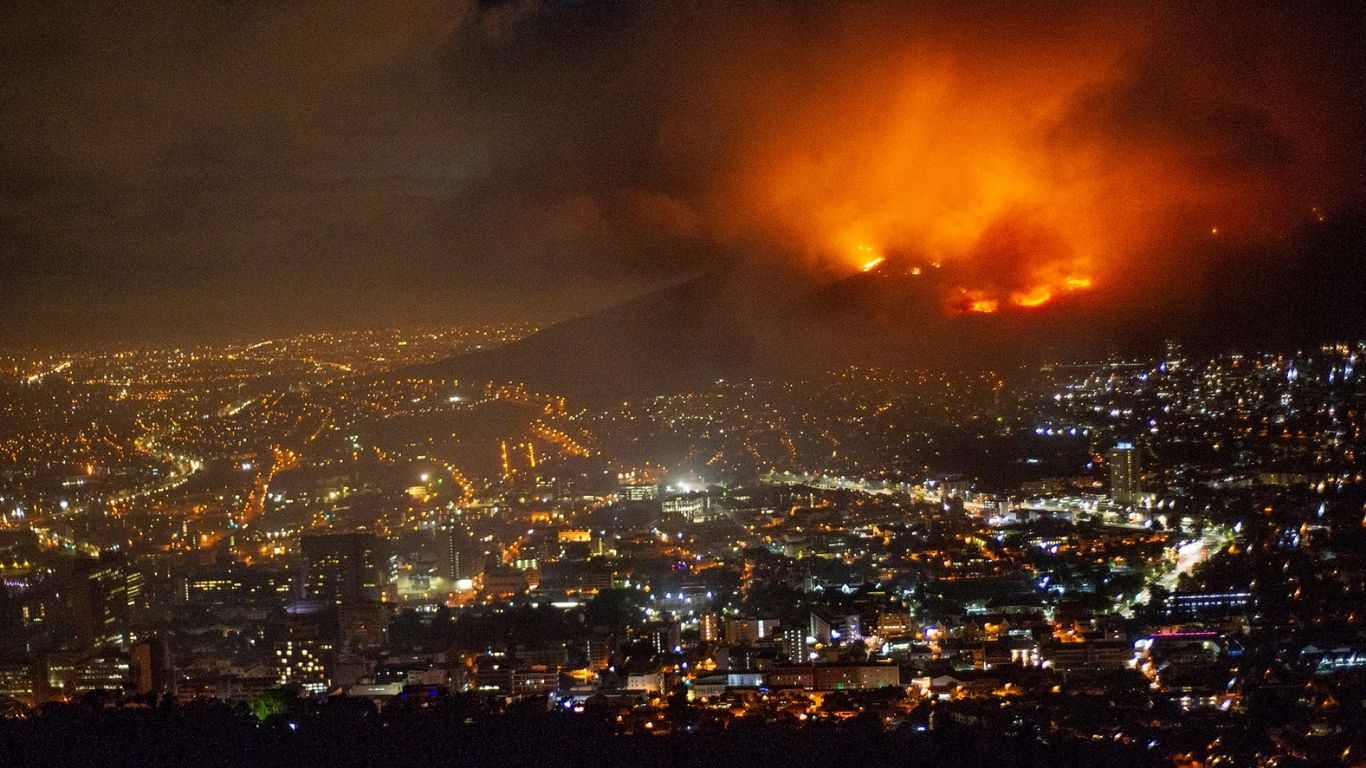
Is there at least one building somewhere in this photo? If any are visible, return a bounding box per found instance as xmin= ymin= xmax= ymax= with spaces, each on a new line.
xmin=661 ymin=493 xmax=718 ymax=523
xmin=277 ymin=602 xmax=338 ymax=694
xmin=301 ymin=532 xmax=383 ymax=605
xmin=625 ymin=672 xmax=663 ymax=693
xmin=181 ymin=565 xmax=294 ymax=606
xmin=483 ymin=567 xmax=538 ymax=598
xmin=619 ymin=483 xmax=658 ymax=502
xmin=1039 ymin=641 xmax=1132 ymax=672
xmin=698 ymin=613 xmax=721 ymax=643
xmin=275 ymin=640 xmax=328 ymax=694
xmin=724 ymin=617 xmax=779 ymax=645
xmin=337 ymin=603 xmax=388 ymax=660
xmin=637 ymin=622 xmax=681 ymax=654
xmin=1107 ymin=442 xmax=1142 ymax=506
xmin=43 ymin=651 xmax=132 ymax=698
xmin=130 ymin=636 xmax=175 ymax=696
xmin=687 ymin=671 xmax=763 ymax=699
xmin=809 ymin=612 xmax=832 ymax=645
xmin=781 ymin=626 xmax=808 ymax=662
xmin=70 ymin=556 xmax=146 ymax=650
xmin=440 ymin=528 xmax=484 ymax=583
xmin=511 ymin=669 xmax=560 ymax=696
xmin=581 ymin=637 xmax=612 ymax=669
xmin=1161 ymin=591 xmax=1253 ymax=621
xmin=0 ymin=662 xmax=36 ymax=705
xmin=811 ymin=663 xmax=900 ymax=691
xmin=875 ymin=612 xmax=912 ymax=638
xmin=767 ymin=663 xmax=900 ymax=690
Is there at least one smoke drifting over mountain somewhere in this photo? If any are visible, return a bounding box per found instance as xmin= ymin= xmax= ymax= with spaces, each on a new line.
xmin=1 ymin=1 xmax=1362 ymax=345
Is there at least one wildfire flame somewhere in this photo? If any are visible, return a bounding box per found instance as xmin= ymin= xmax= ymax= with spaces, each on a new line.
xmin=1011 ymin=285 xmax=1053 ymax=308
xmin=954 ymin=288 xmax=1001 ymax=314
xmin=696 ymin=10 xmax=1324 ymax=318
xmin=938 ymin=272 xmax=1096 ymax=314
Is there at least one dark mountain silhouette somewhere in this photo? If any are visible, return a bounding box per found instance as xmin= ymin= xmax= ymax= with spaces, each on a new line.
xmin=416 ymin=271 xmax=773 ymax=401
xmin=419 ymin=215 xmax=1366 ymax=401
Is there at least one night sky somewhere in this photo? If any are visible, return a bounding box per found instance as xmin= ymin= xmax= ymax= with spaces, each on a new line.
xmin=2 ymin=0 xmax=1363 ymax=348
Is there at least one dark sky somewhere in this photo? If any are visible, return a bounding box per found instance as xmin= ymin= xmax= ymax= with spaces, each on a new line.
xmin=2 ymin=0 xmax=1363 ymax=348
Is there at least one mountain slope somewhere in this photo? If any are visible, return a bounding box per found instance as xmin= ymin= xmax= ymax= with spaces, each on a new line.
xmin=419 ymin=216 xmax=1366 ymax=400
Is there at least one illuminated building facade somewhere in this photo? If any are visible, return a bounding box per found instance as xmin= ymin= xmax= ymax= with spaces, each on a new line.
xmin=1107 ymin=442 xmax=1142 ymax=506
xmin=300 ymin=532 xmax=383 ymax=605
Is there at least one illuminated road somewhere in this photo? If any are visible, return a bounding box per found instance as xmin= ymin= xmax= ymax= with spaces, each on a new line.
xmin=760 ymin=470 xmax=993 ymax=512
xmin=106 ymin=433 xmax=203 ymax=511
xmin=1149 ymin=529 xmax=1231 ymax=596
xmin=21 ymin=360 xmax=72 ymax=385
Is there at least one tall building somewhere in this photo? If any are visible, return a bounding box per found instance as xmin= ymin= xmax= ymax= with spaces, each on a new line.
xmin=300 ymin=532 xmax=383 ymax=605
xmin=440 ymin=528 xmax=482 ymax=583
xmin=337 ymin=603 xmax=388 ymax=660
xmin=130 ymin=636 xmax=174 ymax=697
xmin=442 ymin=529 xmax=462 ymax=581
xmin=698 ymin=612 xmax=720 ymax=643
xmin=781 ymin=626 xmax=808 ymax=662
xmin=1108 ymin=442 xmax=1142 ymax=506
xmin=277 ymin=603 xmax=336 ymax=694
xmin=70 ymin=556 xmax=146 ymax=650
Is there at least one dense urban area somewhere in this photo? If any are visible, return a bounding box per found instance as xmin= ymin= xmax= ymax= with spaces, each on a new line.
xmin=1 ymin=330 xmax=1364 ymax=767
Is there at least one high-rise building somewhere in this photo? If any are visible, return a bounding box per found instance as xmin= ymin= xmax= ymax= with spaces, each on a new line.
xmin=300 ymin=532 xmax=383 ymax=605
xmin=70 ymin=556 xmax=145 ymax=650
xmin=337 ymin=602 xmax=388 ymax=660
xmin=698 ymin=612 xmax=720 ymax=643
xmin=781 ymin=626 xmax=808 ymax=662
xmin=130 ymin=636 xmax=174 ymax=696
xmin=439 ymin=528 xmax=482 ymax=583
xmin=442 ymin=529 xmax=462 ymax=581
xmin=1108 ymin=442 xmax=1142 ymax=506
xmin=277 ymin=603 xmax=336 ymax=694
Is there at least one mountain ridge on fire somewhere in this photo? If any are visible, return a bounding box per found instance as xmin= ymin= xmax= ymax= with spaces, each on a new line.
xmin=418 ymin=214 xmax=1366 ymax=401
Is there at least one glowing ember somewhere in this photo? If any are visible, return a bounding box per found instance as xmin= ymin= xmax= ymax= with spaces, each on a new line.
xmin=853 ymin=244 xmax=884 ymax=272
xmin=954 ymin=288 xmax=1001 ymax=314
xmin=1011 ymin=286 xmax=1054 ymax=308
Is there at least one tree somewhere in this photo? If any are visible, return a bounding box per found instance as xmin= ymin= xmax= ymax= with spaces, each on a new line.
xmin=250 ymin=687 xmax=298 ymax=721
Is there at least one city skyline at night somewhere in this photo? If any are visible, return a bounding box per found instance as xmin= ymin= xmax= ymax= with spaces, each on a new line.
xmin=2 ymin=3 xmax=1366 ymax=767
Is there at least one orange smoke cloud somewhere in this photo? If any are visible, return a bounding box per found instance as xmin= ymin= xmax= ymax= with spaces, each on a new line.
xmin=653 ymin=2 xmax=1346 ymax=315
xmin=692 ymin=18 xmax=1131 ymax=311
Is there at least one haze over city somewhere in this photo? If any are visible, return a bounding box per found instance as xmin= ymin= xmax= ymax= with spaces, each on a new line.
xmin=3 ymin=0 xmax=1363 ymax=348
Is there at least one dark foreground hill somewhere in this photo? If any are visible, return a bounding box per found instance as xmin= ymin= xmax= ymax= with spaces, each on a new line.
xmin=0 ymin=696 xmax=1165 ymax=768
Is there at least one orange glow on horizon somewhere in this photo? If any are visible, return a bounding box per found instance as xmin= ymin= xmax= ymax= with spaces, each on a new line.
xmin=731 ymin=46 xmax=1121 ymax=301
xmin=688 ymin=12 xmax=1318 ymax=317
